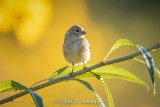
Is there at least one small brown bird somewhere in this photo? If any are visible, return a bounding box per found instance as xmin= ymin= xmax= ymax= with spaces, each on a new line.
xmin=63 ymin=25 xmax=90 ymax=76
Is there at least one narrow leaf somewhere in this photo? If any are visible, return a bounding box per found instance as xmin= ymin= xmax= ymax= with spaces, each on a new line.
xmin=99 ymin=78 xmax=114 ymax=107
xmin=0 ymin=80 xmax=44 ymax=107
xmin=136 ymin=45 xmax=155 ymax=94
xmin=133 ymin=58 xmax=160 ymax=79
xmin=70 ymin=79 xmax=105 ymax=107
xmin=0 ymin=80 xmax=27 ymax=93
xmin=102 ymin=39 xmax=156 ymax=94
xmin=28 ymin=89 xmax=44 ymax=107
xmin=49 ymin=64 xmax=148 ymax=88
xmin=104 ymin=39 xmax=135 ymax=61
xmin=155 ymin=67 xmax=160 ymax=79
xmin=76 ymin=65 xmax=148 ymax=88
xmin=93 ymin=73 xmax=114 ymax=107
xmin=49 ymin=64 xmax=93 ymax=80
xmin=30 ymin=67 xmax=69 ymax=87
xmin=50 ymin=66 xmax=68 ymax=78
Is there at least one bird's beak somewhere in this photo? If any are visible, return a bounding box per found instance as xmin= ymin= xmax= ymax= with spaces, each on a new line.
xmin=81 ymin=31 xmax=87 ymax=35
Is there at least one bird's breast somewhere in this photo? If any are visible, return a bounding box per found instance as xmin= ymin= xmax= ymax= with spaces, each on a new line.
xmin=63 ymin=38 xmax=82 ymax=54
xmin=63 ymin=37 xmax=90 ymax=64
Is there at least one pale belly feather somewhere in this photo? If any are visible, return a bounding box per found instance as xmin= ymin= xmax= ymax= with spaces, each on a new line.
xmin=63 ymin=37 xmax=90 ymax=65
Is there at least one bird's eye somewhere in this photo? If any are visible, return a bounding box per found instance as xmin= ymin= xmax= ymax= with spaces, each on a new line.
xmin=75 ymin=30 xmax=79 ymax=32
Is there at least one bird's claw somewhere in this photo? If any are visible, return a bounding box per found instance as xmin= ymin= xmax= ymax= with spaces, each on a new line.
xmin=69 ymin=72 xmax=75 ymax=79
xmin=83 ymin=66 xmax=88 ymax=71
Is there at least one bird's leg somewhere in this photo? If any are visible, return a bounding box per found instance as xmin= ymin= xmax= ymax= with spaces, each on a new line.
xmin=71 ymin=63 xmax=74 ymax=75
xmin=69 ymin=63 xmax=74 ymax=77
xmin=83 ymin=62 xmax=88 ymax=71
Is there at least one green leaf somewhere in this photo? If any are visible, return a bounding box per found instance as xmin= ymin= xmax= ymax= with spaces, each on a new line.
xmin=49 ymin=64 xmax=93 ymax=80
xmin=92 ymin=73 xmax=114 ymax=107
xmin=136 ymin=45 xmax=155 ymax=94
xmin=99 ymin=78 xmax=114 ymax=107
xmin=104 ymin=39 xmax=135 ymax=61
xmin=28 ymin=89 xmax=44 ymax=107
xmin=49 ymin=64 xmax=148 ymax=88
xmin=70 ymin=79 xmax=105 ymax=107
xmin=77 ymin=65 xmax=148 ymax=88
xmin=0 ymin=80 xmax=44 ymax=107
xmin=133 ymin=58 xmax=160 ymax=80
xmin=102 ymin=39 xmax=156 ymax=94
xmin=155 ymin=67 xmax=160 ymax=79
xmin=0 ymin=80 xmax=27 ymax=93
xmin=50 ymin=66 xmax=68 ymax=78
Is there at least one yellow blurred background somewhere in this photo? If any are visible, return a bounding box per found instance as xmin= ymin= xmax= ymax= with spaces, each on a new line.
xmin=0 ymin=0 xmax=160 ymax=107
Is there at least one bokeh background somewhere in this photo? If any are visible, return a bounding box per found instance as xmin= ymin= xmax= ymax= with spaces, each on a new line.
xmin=0 ymin=0 xmax=160 ymax=107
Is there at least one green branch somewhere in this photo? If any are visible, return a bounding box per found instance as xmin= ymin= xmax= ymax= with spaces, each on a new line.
xmin=0 ymin=43 xmax=160 ymax=105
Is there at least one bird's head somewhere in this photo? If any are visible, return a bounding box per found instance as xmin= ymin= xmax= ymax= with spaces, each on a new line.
xmin=65 ymin=25 xmax=86 ymax=39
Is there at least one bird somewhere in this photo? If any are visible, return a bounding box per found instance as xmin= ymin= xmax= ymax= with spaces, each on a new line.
xmin=63 ymin=25 xmax=90 ymax=77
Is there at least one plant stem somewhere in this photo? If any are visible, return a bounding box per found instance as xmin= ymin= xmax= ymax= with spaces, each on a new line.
xmin=0 ymin=43 xmax=160 ymax=105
